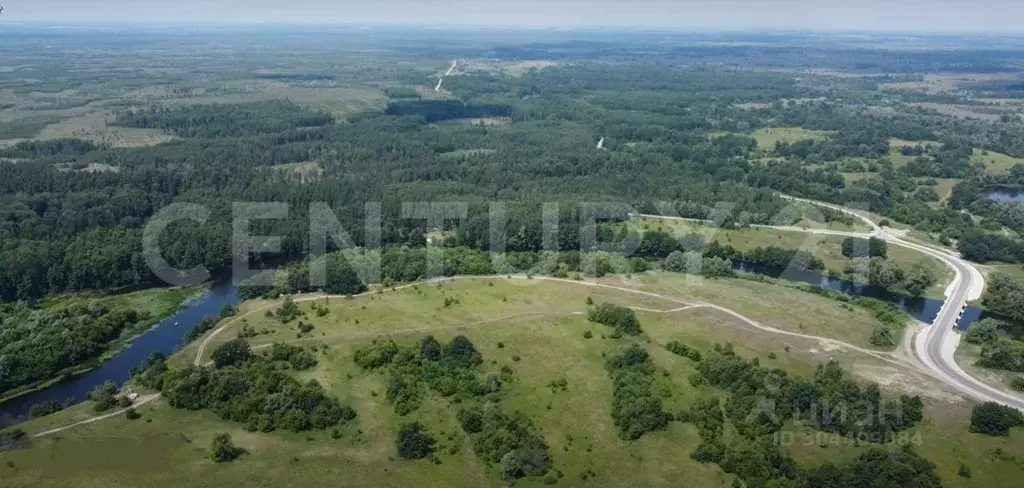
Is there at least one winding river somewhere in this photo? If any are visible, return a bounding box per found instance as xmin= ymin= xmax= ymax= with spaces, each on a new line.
xmin=0 ymin=262 xmax=999 ymax=428
xmin=0 ymin=280 xmax=241 ymax=427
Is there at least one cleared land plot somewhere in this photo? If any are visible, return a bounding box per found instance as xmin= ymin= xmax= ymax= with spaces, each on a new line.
xmin=933 ymin=178 xmax=962 ymax=202
xmin=271 ymin=162 xmax=324 ymax=184
xmin=752 ymin=127 xmax=833 ymax=149
xmin=972 ymin=149 xmax=1024 ymax=174
xmin=35 ymin=111 xmax=175 ymax=148
xmin=632 ymin=217 xmax=951 ymax=299
xmin=912 ymin=102 xmax=1003 ymax=121
xmin=189 ymin=276 xmax=896 ymax=368
xmin=4 ymin=275 xmax=1017 ymax=488
xmin=169 ymin=82 xmax=387 ymax=116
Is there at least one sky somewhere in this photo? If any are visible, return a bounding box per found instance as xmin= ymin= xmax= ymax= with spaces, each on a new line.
xmin=4 ymin=0 xmax=1024 ymax=33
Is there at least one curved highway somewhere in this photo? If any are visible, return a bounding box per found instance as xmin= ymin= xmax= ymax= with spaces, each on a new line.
xmin=637 ymin=195 xmax=1024 ymax=409
xmin=702 ymin=195 xmax=1024 ymax=409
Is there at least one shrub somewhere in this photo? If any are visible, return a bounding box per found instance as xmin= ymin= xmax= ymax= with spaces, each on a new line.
xmin=666 ymin=341 xmax=702 ymax=362
xmin=457 ymin=407 xmax=484 ymax=433
xmin=210 ymin=433 xmax=244 ymax=462
xmin=0 ymin=429 xmax=30 ymax=452
xmin=605 ymin=345 xmax=671 ymax=440
xmin=957 ymin=462 xmax=971 ymax=478
xmin=268 ymin=342 xmax=318 ymax=370
xmin=125 ymin=408 xmax=141 ymax=420
xmin=28 ymin=400 xmax=65 ymax=419
xmin=87 ymin=381 xmax=119 ymax=412
xmin=1012 ymin=377 xmax=1024 ymax=392
xmin=353 ymin=339 xmax=400 ymax=369
xmin=277 ymin=297 xmax=301 ymax=323
xmin=969 ymin=402 xmax=1024 ymax=436
xmin=869 ymin=325 xmax=896 ymax=348
xmin=396 ymin=422 xmax=435 ymax=459
xmin=211 ymin=338 xmax=252 ymax=368
xmin=583 ymin=331 xmax=593 ymax=339
xmin=443 ymin=335 xmax=483 ymax=369
xmin=419 ymin=335 xmax=442 ymax=361
xmin=587 ymin=302 xmax=642 ymax=335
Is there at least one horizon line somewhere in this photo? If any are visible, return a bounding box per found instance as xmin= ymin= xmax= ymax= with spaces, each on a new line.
xmin=4 ymin=20 xmax=1024 ymax=37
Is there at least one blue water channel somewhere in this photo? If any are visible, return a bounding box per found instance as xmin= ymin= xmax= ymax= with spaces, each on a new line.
xmin=0 ymin=262 xmax=997 ymax=428
xmin=0 ymin=280 xmax=240 ymax=427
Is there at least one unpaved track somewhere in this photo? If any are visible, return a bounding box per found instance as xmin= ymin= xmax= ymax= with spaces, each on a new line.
xmin=32 ymin=394 xmax=159 ymax=438
xmin=34 ymin=274 xmax=917 ymax=437
xmin=435 ymin=60 xmax=457 ymax=92
xmin=640 ymin=194 xmax=1023 ymax=410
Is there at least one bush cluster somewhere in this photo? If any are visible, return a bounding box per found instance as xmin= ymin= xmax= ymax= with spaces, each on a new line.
xmin=160 ymin=339 xmax=354 ymax=433
xmin=665 ymin=340 xmax=702 ymax=362
xmin=587 ymin=302 xmax=643 ymax=335
xmin=969 ymin=402 xmax=1024 ymax=437
xmin=605 ymin=345 xmax=672 ymax=440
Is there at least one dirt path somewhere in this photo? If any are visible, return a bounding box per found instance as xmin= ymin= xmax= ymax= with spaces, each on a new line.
xmin=32 ymin=394 xmax=160 ymax=438
xmin=32 ymin=274 xmax=924 ymax=437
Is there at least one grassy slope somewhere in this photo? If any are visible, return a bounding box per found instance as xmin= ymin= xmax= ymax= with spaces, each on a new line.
xmin=633 ymin=217 xmax=952 ymax=299
xmin=4 ymin=275 xmax=1024 ymax=487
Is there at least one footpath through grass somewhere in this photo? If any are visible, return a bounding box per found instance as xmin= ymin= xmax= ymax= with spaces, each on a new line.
xmin=3 ymin=275 xmax=1022 ymax=488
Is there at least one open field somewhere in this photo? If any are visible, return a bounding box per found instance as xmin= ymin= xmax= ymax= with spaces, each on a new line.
xmin=955 ymin=342 xmax=1023 ymax=399
xmin=752 ymin=127 xmax=833 ymax=149
xmin=186 ymin=276 xmax=900 ymax=365
xmin=272 ymin=162 xmax=324 ymax=184
xmin=879 ymin=73 xmax=1024 ymax=94
xmin=912 ymin=102 xmax=1004 ymax=121
xmin=33 ymin=110 xmax=175 ymax=147
xmin=888 ymin=138 xmax=940 ymax=166
xmin=632 ymin=217 xmax=951 ymax=298
xmin=458 ymin=59 xmax=560 ymax=77
xmin=985 ymin=263 xmax=1024 ymax=282
xmin=3 ymin=275 xmax=1022 ymax=488
xmin=973 ymin=149 xmax=1024 ymax=174
xmin=38 ymin=285 xmax=203 ymax=334
xmin=172 ymin=84 xmax=388 ymax=116
xmin=933 ymin=178 xmax=962 ymax=202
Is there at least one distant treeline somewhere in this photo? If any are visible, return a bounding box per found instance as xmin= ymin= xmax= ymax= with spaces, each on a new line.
xmin=383 ymin=100 xmax=512 ymax=122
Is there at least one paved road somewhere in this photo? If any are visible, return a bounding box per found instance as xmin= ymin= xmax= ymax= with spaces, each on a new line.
xmin=637 ymin=195 xmax=1024 ymax=409
xmin=773 ymin=197 xmax=1024 ymax=407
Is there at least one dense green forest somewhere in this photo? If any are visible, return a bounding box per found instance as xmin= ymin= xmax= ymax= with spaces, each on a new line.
xmin=0 ymin=302 xmax=150 ymax=395
xmin=3 ymin=81 xmax=1012 ymax=301
xmin=6 ymin=29 xmax=1024 ymax=412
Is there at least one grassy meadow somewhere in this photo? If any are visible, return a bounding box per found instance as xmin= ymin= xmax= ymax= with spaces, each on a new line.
xmin=4 ymin=275 xmax=1021 ymax=487
xmin=631 ymin=217 xmax=952 ymax=299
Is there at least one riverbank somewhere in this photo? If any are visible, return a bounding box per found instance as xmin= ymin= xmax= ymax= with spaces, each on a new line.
xmin=0 ymin=284 xmax=207 ymax=417
xmin=7 ymin=273 xmax=1023 ymax=488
